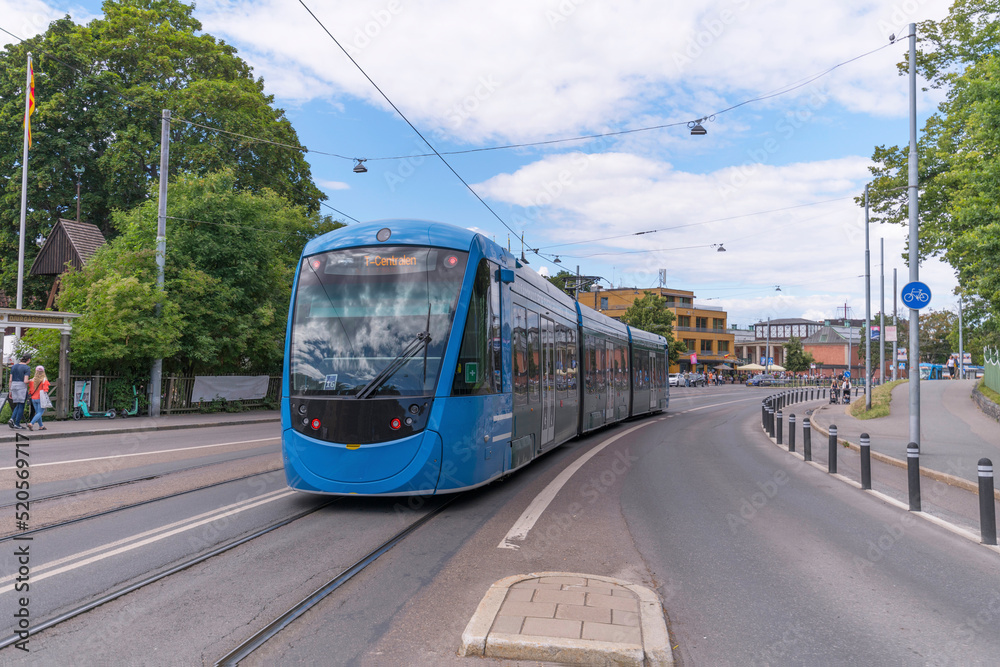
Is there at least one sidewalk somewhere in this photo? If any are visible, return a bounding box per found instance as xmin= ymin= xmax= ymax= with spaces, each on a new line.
xmin=808 ymin=379 xmax=1000 ymax=486
xmin=0 ymin=409 xmax=280 ymax=443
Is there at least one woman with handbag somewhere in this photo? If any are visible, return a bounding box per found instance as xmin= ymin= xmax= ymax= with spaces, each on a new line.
xmin=27 ymin=366 xmax=51 ymax=431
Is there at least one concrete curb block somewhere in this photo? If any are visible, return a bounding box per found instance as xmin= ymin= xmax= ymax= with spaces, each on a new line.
xmin=0 ymin=416 xmax=280 ymax=443
xmin=459 ymin=571 xmax=673 ymax=666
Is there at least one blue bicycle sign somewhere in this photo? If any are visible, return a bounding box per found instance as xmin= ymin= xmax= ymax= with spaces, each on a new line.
xmin=901 ymin=281 xmax=932 ymax=309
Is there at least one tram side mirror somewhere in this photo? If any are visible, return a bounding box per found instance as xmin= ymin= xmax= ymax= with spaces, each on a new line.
xmin=497 ymin=268 xmax=515 ymax=284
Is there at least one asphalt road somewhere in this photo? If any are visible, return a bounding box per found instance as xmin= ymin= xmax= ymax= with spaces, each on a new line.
xmin=3 ymin=389 xmax=999 ymax=665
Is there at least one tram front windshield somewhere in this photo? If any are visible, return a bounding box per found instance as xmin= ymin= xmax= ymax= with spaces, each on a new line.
xmin=290 ymin=246 xmax=468 ymax=398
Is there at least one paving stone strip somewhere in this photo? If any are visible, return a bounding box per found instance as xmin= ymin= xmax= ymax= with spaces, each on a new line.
xmin=460 ymin=572 xmax=672 ymax=666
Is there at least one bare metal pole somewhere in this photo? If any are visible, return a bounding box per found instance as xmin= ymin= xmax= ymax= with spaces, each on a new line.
xmin=15 ymin=52 xmax=32 ymax=341
xmin=880 ymin=238 xmax=886 ymax=386
xmin=893 ymin=268 xmax=898 ymax=381
xmin=865 ymin=184 xmax=872 ymax=409
xmin=150 ymin=109 xmax=170 ymax=418
xmin=907 ymin=23 xmax=921 ymax=449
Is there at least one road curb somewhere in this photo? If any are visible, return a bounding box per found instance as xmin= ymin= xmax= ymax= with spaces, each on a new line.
xmin=0 ymin=416 xmax=280 ymax=443
xmin=460 ymin=571 xmax=672 ymax=666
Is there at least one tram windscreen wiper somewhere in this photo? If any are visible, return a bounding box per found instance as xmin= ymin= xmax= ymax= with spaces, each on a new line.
xmin=355 ymin=331 xmax=432 ymax=399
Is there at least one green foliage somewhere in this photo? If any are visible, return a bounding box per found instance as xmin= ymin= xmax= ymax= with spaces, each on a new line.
xmin=54 ymin=170 xmax=341 ymax=375
xmin=782 ymin=336 xmax=815 ymax=372
xmin=619 ymin=291 xmax=685 ymax=364
xmin=0 ymin=0 xmax=326 ymax=305
xmin=545 ymin=270 xmax=578 ymax=296
xmin=863 ymin=1 xmax=1000 ymax=338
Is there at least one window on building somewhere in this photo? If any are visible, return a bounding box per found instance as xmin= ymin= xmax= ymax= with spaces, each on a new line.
xmin=700 ymin=339 xmax=713 ymax=353
xmin=684 ymin=338 xmax=696 ymax=352
xmin=713 ymin=318 xmax=725 ymax=330
xmin=677 ymin=315 xmax=691 ymax=328
xmin=717 ymin=340 xmax=730 ymax=353
xmin=696 ymin=317 xmax=708 ymax=330
xmin=680 ymin=297 xmax=692 ymax=305
xmin=600 ymin=297 xmax=608 ymax=310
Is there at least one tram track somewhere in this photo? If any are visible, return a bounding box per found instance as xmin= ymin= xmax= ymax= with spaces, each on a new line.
xmin=0 ymin=467 xmax=283 ymax=542
xmin=0 ymin=447 xmax=279 ymax=512
xmin=214 ymin=493 xmax=465 ymax=666
xmin=0 ymin=496 xmax=336 ymax=652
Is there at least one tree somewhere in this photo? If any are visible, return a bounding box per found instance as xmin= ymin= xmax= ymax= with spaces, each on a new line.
xmin=545 ymin=269 xmax=578 ymax=296
xmin=0 ymin=0 xmax=326 ymax=305
xmin=861 ymin=1 xmax=1000 ymax=324
xmin=620 ymin=291 xmax=686 ymax=364
xmin=782 ymin=336 xmax=815 ymax=373
xmin=24 ymin=170 xmax=341 ymax=376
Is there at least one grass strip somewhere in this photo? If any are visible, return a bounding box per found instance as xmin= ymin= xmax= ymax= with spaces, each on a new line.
xmin=849 ymin=379 xmax=906 ymax=420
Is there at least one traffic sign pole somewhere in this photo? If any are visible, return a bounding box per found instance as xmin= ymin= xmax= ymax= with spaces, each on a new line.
xmin=907 ymin=23 xmax=920 ymax=452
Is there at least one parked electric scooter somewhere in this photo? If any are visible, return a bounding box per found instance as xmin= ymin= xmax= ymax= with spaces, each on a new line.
xmin=119 ymin=385 xmax=142 ymax=418
xmin=73 ymin=380 xmax=116 ymax=420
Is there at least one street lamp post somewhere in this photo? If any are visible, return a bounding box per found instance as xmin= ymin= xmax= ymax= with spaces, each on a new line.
xmin=865 ymin=184 xmax=872 ymax=409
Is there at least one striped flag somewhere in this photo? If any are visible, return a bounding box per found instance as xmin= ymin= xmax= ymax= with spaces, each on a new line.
xmin=24 ymin=63 xmax=35 ymax=147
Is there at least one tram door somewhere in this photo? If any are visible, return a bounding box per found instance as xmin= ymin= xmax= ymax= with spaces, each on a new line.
xmin=649 ymin=351 xmax=656 ymax=409
xmin=605 ymin=341 xmax=614 ymax=421
xmin=541 ymin=317 xmax=555 ymax=447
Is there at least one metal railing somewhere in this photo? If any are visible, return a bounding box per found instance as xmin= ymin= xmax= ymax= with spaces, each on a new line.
xmin=985 ymin=346 xmax=1000 ymax=394
xmin=67 ymin=374 xmax=282 ymax=415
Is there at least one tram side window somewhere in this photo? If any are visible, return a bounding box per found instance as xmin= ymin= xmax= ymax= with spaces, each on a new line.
xmin=452 ymin=260 xmax=498 ymax=396
xmin=527 ymin=310 xmax=540 ymax=403
xmin=491 ymin=262 xmax=502 ymax=393
xmin=585 ymin=336 xmax=597 ymax=393
xmin=555 ymin=325 xmax=566 ymax=397
xmin=513 ymin=305 xmax=527 ymax=406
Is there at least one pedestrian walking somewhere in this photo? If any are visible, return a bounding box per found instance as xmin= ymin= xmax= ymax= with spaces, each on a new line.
xmin=8 ymin=354 xmax=31 ymax=430
xmin=27 ymin=366 xmax=50 ymax=431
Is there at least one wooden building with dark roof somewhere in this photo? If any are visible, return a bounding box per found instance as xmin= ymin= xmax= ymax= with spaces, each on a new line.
xmin=29 ymin=219 xmax=107 ymax=309
xmin=30 ymin=219 xmax=107 ymax=276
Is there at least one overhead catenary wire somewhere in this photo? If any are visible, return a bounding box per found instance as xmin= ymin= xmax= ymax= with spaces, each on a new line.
xmin=296 ymin=0 xmax=523 ymax=242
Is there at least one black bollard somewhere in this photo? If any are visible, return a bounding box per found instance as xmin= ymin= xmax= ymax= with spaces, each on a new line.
xmin=776 ymin=410 xmax=783 ymax=445
xmin=762 ymin=403 xmax=767 ymax=429
xmin=979 ymin=458 xmax=996 ymax=546
xmin=860 ymin=433 xmax=871 ymax=490
xmin=788 ymin=414 xmax=796 ymax=453
xmin=907 ymin=444 xmax=921 ymax=511
xmin=828 ymin=425 xmax=838 ymax=474
xmin=803 ymin=418 xmax=812 ymax=461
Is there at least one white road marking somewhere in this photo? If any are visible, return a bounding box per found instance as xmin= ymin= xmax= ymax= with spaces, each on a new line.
xmin=678 ymin=395 xmax=768 ymax=414
xmin=0 ymin=488 xmax=295 ymax=594
xmin=0 ymin=437 xmax=279 ymax=471
xmin=498 ymin=421 xmax=655 ymax=550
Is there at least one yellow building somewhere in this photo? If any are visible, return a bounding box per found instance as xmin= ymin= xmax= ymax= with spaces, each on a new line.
xmin=578 ymin=287 xmax=735 ymax=373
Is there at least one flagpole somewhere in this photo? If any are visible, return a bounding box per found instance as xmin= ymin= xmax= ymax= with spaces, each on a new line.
xmin=15 ymin=52 xmax=32 ymax=342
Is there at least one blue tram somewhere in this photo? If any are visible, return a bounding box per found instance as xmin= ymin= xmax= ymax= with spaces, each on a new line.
xmin=282 ymin=219 xmax=669 ymax=495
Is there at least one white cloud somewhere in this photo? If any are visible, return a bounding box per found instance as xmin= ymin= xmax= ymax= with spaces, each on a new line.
xmin=195 ymin=0 xmax=952 ymax=144
xmin=474 ymin=150 xmax=957 ymax=324
xmin=317 ymin=179 xmax=350 ymax=190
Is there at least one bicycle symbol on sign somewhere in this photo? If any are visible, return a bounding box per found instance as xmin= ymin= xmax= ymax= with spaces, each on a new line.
xmin=901 ymin=281 xmax=932 ymax=309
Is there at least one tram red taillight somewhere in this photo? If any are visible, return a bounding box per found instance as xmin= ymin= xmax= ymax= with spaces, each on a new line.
xmin=389 ymin=418 xmax=402 ymax=430
xmin=310 ymin=418 xmax=321 ymax=430
xmin=443 ymin=255 xmax=459 ymax=269
xmin=310 ymin=259 xmax=322 ymax=270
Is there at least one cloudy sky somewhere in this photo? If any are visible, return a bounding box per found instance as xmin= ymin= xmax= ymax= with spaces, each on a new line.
xmin=2 ymin=0 xmax=961 ymax=327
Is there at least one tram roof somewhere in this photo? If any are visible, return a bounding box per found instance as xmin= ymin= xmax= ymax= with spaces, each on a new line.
xmin=303 ymin=219 xmax=485 ymax=255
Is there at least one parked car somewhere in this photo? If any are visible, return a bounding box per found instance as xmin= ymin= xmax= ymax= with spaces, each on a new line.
xmin=747 ymin=374 xmax=776 ymax=387
xmin=669 ymin=373 xmax=681 ymax=387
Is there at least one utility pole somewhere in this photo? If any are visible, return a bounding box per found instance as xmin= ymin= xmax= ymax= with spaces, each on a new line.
xmin=907 ymin=23 xmax=922 ymax=449
xmin=892 ymin=268 xmax=898 ymax=381
xmin=865 ymin=184 xmax=872 ymax=409
xmin=150 ymin=109 xmax=170 ymax=418
xmin=959 ymin=295 xmax=964 ymax=379
xmin=880 ymin=238 xmax=886 ymax=387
